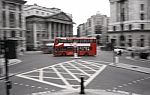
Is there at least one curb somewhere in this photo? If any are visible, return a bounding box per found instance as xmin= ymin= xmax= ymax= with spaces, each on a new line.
xmin=31 ymin=89 xmax=140 ymax=95
xmin=126 ymin=56 xmax=150 ymax=61
xmin=109 ymin=63 xmax=150 ymax=74
xmin=0 ymin=59 xmax=22 ymax=66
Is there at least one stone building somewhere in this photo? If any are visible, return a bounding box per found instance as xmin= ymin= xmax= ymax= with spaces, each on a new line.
xmin=108 ymin=0 xmax=150 ymax=48
xmin=0 ymin=0 xmax=26 ymax=52
xmin=77 ymin=12 xmax=108 ymax=45
xmin=24 ymin=4 xmax=74 ymax=50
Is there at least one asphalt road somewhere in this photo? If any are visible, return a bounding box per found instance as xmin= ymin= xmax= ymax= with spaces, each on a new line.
xmin=0 ymin=50 xmax=150 ymax=95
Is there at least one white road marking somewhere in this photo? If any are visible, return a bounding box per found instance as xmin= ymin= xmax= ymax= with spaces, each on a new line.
xmin=19 ymin=83 xmax=23 ymax=85
xmin=25 ymin=85 xmax=29 ymax=87
xmin=39 ymin=69 xmax=43 ymax=81
xmin=31 ymin=86 xmax=35 ymax=88
xmin=122 ymin=84 xmax=127 ymax=86
xmin=68 ymin=62 xmax=91 ymax=76
xmin=16 ymin=60 xmax=107 ymax=90
xmin=113 ymin=87 xmax=118 ymax=90
xmin=86 ymin=60 xmax=112 ymax=64
xmin=17 ymin=74 xmax=67 ymax=88
xmin=52 ymin=66 xmax=73 ymax=89
xmin=60 ymin=64 xmax=80 ymax=82
xmin=14 ymin=83 xmax=18 ymax=84
xmin=37 ymin=87 xmax=42 ymax=89
xmin=132 ymin=81 xmax=137 ymax=83
xmin=81 ymin=60 xmax=103 ymax=69
xmin=75 ymin=62 xmax=96 ymax=71
xmin=51 ymin=89 xmax=55 ymax=92
xmin=84 ymin=65 xmax=107 ymax=87
xmin=118 ymin=86 xmax=123 ymax=88
xmin=128 ymin=83 xmax=132 ymax=85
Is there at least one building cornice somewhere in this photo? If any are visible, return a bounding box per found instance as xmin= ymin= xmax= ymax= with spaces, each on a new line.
xmin=109 ymin=20 xmax=150 ymax=25
xmin=26 ymin=13 xmax=74 ymax=24
xmin=4 ymin=0 xmax=27 ymax=4
xmin=108 ymin=30 xmax=150 ymax=33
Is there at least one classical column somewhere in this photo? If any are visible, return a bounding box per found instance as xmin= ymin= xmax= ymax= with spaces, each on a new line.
xmin=62 ymin=24 xmax=65 ymax=37
xmin=60 ymin=23 xmax=63 ymax=37
xmin=53 ymin=22 xmax=57 ymax=38
xmin=64 ymin=24 xmax=67 ymax=37
xmin=70 ymin=24 xmax=73 ymax=37
xmin=33 ymin=22 xmax=37 ymax=49
xmin=58 ymin=23 xmax=61 ymax=37
xmin=48 ymin=22 xmax=52 ymax=40
xmin=67 ymin=24 xmax=72 ymax=37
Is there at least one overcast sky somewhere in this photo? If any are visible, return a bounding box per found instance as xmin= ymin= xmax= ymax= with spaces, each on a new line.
xmin=25 ymin=0 xmax=110 ymax=34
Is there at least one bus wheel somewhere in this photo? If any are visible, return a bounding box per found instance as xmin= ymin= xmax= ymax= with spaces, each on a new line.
xmin=84 ymin=53 xmax=89 ymax=56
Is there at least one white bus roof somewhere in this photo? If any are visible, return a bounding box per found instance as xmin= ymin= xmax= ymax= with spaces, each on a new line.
xmin=55 ymin=37 xmax=96 ymax=39
xmin=46 ymin=43 xmax=54 ymax=46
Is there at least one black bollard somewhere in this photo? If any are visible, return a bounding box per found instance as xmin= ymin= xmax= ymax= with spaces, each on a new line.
xmin=80 ymin=75 xmax=85 ymax=94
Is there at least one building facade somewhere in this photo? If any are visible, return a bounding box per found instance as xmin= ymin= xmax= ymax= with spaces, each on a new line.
xmin=24 ymin=4 xmax=74 ymax=50
xmin=108 ymin=0 xmax=150 ymax=48
xmin=77 ymin=12 xmax=108 ymax=45
xmin=0 ymin=0 xmax=26 ymax=52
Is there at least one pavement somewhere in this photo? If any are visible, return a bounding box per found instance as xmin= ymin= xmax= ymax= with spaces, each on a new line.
xmin=0 ymin=58 xmax=22 ymax=66
xmin=32 ymin=89 xmax=141 ymax=95
xmin=0 ymin=58 xmax=22 ymax=79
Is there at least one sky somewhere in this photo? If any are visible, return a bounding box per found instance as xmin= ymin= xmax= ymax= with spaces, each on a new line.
xmin=25 ymin=0 xmax=110 ymax=34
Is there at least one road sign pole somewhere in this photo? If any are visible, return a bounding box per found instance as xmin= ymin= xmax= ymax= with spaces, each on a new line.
xmin=4 ymin=36 xmax=11 ymax=95
xmin=73 ymin=42 xmax=78 ymax=58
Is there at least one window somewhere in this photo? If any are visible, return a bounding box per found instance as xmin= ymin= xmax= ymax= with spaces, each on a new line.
xmin=27 ymin=12 xmax=30 ymax=14
xmin=140 ymin=4 xmax=144 ymax=11
xmin=19 ymin=13 xmax=22 ymax=28
xmin=128 ymin=39 xmax=132 ymax=47
xmin=11 ymin=31 xmax=16 ymax=37
xmin=140 ymin=35 xmax=144 ymax=38
xmin=36 ymin=11 xmax=39 ymax=14
xmin=42 ymin=12 xmax=44 ymax=15
xmin=113 ymin=26 xmax=116 ymax=31
xmin=128 ymin=35 xmax=132 ymax=37
xmin=140 ymin=24 xmax=144 ymax=30
xmin=2 ymin=1 xmax=6 ymax=9
xmin=121 ymin=8 xmax=125 ymax=21
xmin=140 ymin=39 xmax=144 ymax=47
xmin=18 ymin=5 xmax=22 ymax=11
xmin=9 ymin=12 xmax=16 ymax=28
xmin=120 ymin=24 xmax=124 ymax=31
xmin=128 ymin=24 xmax=132 ymax=30
xmin=9 ymin=3 xmax=16 ymax=10
xmin=140 ymin=13 xmax=144 ymax=20
xmin=2 ymin=11 xmax=6 ymax=27
xmin=20 ymin=31 xmax=23 ymax=37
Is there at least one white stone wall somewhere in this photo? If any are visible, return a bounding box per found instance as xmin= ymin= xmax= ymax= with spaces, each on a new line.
xmin=109 ymin=0 xmax=150 ymax=47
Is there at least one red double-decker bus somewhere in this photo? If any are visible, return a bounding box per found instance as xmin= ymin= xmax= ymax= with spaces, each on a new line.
xmin=53 ymin=37 xmax=97 ymax=56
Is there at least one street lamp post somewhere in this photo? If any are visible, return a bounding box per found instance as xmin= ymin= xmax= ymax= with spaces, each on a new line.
xmin=4 ymin=36 xmax=11 ymax=95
